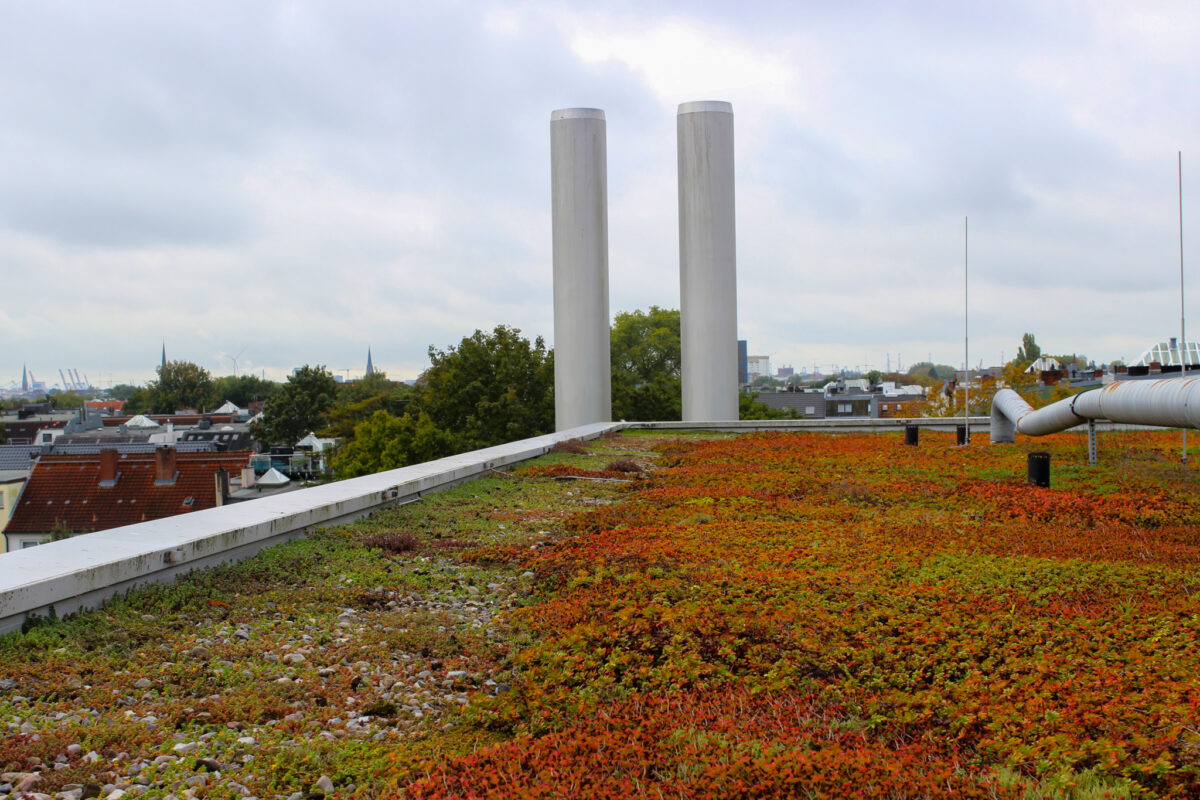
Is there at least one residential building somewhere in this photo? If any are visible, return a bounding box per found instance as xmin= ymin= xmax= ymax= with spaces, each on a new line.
xmin=754 ymin=391 xmax=825 ymax=417
xmin=826 ymin=391 xmax=874 ymax=418
xmin=3 ymin=448 xmax=253 ymax=549
xmin=746 ymin=355 xmax=771 ymax=380
xmin=876 ymin=396 xmax=928 ymax=418
xmin=0 ymin=470 xmax=27 ymax=552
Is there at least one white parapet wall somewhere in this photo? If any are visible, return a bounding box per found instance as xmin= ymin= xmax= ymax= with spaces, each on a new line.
xmin=0 ymin=422 xmax=621 ymax=636
xmin=0 ymin=416 xmax=1005 ymax=636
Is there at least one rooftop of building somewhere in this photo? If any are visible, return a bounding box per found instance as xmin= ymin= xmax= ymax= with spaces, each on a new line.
xmin=4 ymin=449 xmax=253 ymax=534
xmin=0 ymin=428 xmax=1198 ymax=797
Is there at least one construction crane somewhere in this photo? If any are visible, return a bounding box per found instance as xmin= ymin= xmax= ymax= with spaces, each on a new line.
xmin=59 ymin=369 xmax=69 ymax=391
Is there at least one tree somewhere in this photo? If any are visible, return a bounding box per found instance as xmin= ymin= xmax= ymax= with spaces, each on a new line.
xmin=325 ymin=372 xmax=415 ymax=442
xmin=739 ymin=393 xmax=799 ymax=420
xmin=611 ymin=307 xmax=682 ymax=422
xmin=211 ymin=374 xmax=279 ymax=409
xmin=417 ymin=326 xmax=554 ymax=450
xmin=121 ymin=387 xmax=154 ymax=416
xmin=47 ymin=391 xmax=86 ymax=410
xmin=611 ymin=307 xmax=681 ymax=384
xmin=107 ymin=384 xmax=141 ymax=401
xmin=330 ymin=410 xmax=454 ymax=479
xmin=1016 ymin=333 xmax=1041 ymax=366
xmin=146 ymin=361 xmax=217 ymax=414
xmin=750 ymin=375 xmax=778 ymax=391
xmin=252 ymin=365 xmax=339 ymax=446
xmin=906 ymin=362 xmax=958 ymax=382
xmin=613 ymin=376 xmax=681 ymax=422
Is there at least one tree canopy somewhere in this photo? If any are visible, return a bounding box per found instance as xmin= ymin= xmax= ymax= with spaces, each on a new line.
xmin=47 ymin=391 xmax=87 ymax=410
xmin=330 ymin=410 xmax=454 ymax=479
xmin=325 ymin=372 xmax=415 ymax=442
xmin=418 ymin=325 xmax=554 ymax=451
xmin=906 ymin=362 xmax=958 ymax=382
xmin=144 ymin=361 xmax=218 ymax=414
xmin=611 ymin=307 xmax=682 ymax=422
xmin=252 ymin=365 xmax=339 ymax=446
xmin=211 ymin=374 xmax=279 ymax=409
xmin=1015 ymin=333 xmax=1042 ymax=366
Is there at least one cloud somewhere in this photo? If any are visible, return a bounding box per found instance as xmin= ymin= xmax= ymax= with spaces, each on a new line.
xmin=0 ymin=0 xmax=1196 ymax=388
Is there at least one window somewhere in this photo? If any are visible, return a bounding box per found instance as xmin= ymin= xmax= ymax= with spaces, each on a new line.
xmin=20 ymin=540 xmax=40 ymax=549
xmin=838 ymin=403 xmax=851 ymax=413
xmin=42 ymin=433 xmax=53 ymax=443
xmin=881 ymin=404 xmax=888 ymax=411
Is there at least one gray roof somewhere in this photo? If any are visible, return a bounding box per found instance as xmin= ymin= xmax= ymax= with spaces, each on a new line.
xmin=0 ymin=445 xmax=42 ymax=471
xmin=0 ymin=441 xmax=217 ymax=471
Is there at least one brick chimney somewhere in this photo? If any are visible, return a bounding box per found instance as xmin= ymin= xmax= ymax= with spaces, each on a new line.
xmin=99 ymin=449 xmax=119 ymax=486
xmin=155 ymin=445 xmax=177 ymax=486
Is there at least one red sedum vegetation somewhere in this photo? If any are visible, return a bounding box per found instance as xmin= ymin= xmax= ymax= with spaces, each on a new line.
xmin=408 ymin=431 xmax=1200 ymax=799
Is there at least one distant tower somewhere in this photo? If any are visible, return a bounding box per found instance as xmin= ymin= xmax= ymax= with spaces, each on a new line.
xmin=161 ymin=342 xmax=167 ymax=371
xmin=365 ymin=348 xmax=375 ymax=377
xmin=21 ymin=363 xmax=28 ymax=392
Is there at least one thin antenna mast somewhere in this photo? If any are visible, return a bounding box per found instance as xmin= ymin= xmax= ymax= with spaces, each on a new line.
xmin=964 ymin=216 xmax=970 ymax=444
xmin=1181 ymin=152 xmax=1188 ymax=463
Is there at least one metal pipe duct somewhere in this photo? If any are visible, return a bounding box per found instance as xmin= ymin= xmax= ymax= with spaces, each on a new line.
xmin=990 ymin=378 xmax=1200 ymax=443
xmin=551 ymin=108 xmax=612 ymax=431
xmin=678 ymin=101 xmax=738 ymax=422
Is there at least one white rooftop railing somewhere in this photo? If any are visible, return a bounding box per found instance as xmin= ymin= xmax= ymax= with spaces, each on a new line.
xmin=0 ymin=417 xmax=989 ymax=636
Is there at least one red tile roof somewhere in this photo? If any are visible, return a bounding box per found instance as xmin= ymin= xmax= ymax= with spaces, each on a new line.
xmin=85 ymin=400 xmax=126 ymax=413
xmin=5 ymin=451 xmax=252 ymax=534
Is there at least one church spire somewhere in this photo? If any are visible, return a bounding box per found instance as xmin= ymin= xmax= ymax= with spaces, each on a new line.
xmin=161 ymin=341 xmax=166 ymax=370
xmin=365 ymin=347 xmax=375 ymax=376
xmin=21 ymin=363 xmax=28 ymax=392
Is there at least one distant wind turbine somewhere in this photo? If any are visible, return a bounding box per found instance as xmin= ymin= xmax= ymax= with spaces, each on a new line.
xmin=226 ymin=348 xmax=247 ymax=378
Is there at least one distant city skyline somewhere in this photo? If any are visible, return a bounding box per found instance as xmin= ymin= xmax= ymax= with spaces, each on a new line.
xmin=0 ymin=2 xmax=1195 ymax=387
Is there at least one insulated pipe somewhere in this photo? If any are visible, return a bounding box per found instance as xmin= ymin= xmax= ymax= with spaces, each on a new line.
xmin=551 ymin=108 xmax=611 ymax=431
xmin=678 ymin=101 xmax=738 ymax=421
xmin=990 ymin=378 xmax=1200 ymax=444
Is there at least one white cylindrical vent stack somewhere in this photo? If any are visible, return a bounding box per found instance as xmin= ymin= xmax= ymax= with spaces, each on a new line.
xmin=677 ymin=101 xmax=738 ymax=421
xmin=551 ymin=108 xmax=612 ymax=431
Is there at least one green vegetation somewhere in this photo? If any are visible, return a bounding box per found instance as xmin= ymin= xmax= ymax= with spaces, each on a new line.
xmin=4 ymin=431 xmax=1200 ymax=798
xmin=610 ymin=306 xmax=681 ymax=422
xmin=1016 ymin=331 xmax=1042 ymax=366
xmin=130 ymin=360 xmax=219 ymax=414
xmin=210 ymin=374 xmax=279 ymax=409
xmin=252 ymin=365 xmax=340 ymax=446
xmin=417 ymin=325 xmax=554 ymax=451
xmin=330 ymin=410 xmax=454 ymax=479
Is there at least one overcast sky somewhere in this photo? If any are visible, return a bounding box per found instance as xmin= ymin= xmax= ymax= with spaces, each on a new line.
xmin=1 ymin=0 xmax=1197 ymax=388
